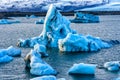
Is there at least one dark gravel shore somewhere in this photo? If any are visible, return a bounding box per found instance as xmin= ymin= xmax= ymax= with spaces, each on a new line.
xmin=0 ymin=15 xmax=120 ymax=80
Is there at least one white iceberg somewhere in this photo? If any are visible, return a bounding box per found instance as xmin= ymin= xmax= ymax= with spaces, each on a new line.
xmin=24 ymin=50 xmax=57 ymax=76
xmin=68 ymin=63 xmax=97 ymax=75
xmin=26 ymin=15 xmax=38 ymax=19
xmin=30 ymin=75 xmax=56 ymax=80
xmin=104 ymin=61 xmax=120 ymax=71
xmin=70 ymin=12 xmax=99 ymax=23
xmin=0 ymin=46 xmax=21 ymax=63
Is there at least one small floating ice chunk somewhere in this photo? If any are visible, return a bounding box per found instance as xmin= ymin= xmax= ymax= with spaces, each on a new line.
xmin=25 ymin=50 xmax=57 ymax=76
xmin=104 ymin=61 xmax=120 ymax=71
xmin=29 ymin=15 xmax=38 ymax=18
xmin=34 ymin=44 xmax=48 ymax=57
xmin=0 ymin=46 xmax=21 ymax=63
xmin=7 ymin=46 xmax=21 ymax=56
xmin=35 ymin=19 xmax=44 ymax=24
xmin=0 ymin=55 xmax=13 ymax=63
xmin=0 ymin=19 xmax=11 ymax=24
xmin=68 ymin=63 xmax=96 ymax=75
xmin=30 ymin=75 xmax=56 ymax=80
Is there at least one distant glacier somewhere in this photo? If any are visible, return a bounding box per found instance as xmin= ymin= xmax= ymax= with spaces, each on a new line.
xmin=0 ymin=0 xmax=119 ymax=12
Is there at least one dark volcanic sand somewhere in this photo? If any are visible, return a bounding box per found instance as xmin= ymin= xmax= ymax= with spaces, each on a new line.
xmin=0 ymin=15 xmax=120 ymax=80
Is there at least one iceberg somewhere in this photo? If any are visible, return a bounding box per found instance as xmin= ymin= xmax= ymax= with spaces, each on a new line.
xmin=34 ymin=44 xmax=48 ymax=57
xmin=70 ymin=12 xmax=99 ymax=23
xmin=0 ymin=55 xmax=13 ymax=63
xmin=104 ymin=61 xmax=120 ymax=71
xmin=0 ymin=19 xmax=20 ymax=24
xmin=17 ymin=4 xmax=115 ymax=53
xmin=0 ymin=46 xmax=21 ymax=63
xmin=58 ymin=33 xmax=110 ymax=52
xmin=68 ymin=63 xmax=97 ymax=75
xmin=17 ymin=4 xmax=75 ymax=48
xmin=35 ymin=19 xmax=44 ymax=24
xmin=24 ymin=50 xmax=57 ymax=76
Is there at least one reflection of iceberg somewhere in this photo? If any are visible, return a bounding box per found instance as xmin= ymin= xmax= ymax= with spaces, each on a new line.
xmin=68 ymin=63 xmax=96 ymax=75
xmin=18 ymin=4 xmax=116 ymax=53
xmin=70 ymin=12 xmax=99 ymax=23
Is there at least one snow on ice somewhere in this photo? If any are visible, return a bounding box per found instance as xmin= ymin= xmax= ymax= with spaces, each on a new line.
xmin=0 ymin=46 xmax=21 ymax=63
xmin=24 ymin=50 xmax=57 ymax=76
xmin=104 ymin=61 xmax=120 ymax=71
xmin=68 ymin=63 xmax=96 ymax=74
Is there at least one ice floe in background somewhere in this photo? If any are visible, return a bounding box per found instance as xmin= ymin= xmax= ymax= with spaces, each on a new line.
xmin=68 ymin=63 xmax=96 ymax=75
xmin=104 ymin=61 xmax=120 ymax=71
xmin=0 ymin=46 xmax=21 ymax=63
xmin=17 ymin=4 xmax=118 ymax=53
xmin=0 ymin=0 xmax=109 ymax=12
xmin=70 ymin=12 xmax=99 ymax=23
xmin=24 ymin=50 xmax=57 ymax=76
xmin=35 ymin=19 xmax=44 ymax=24
xmin=26 ymin=15 xmax=38 ymax=19
xmin=0 ymin=19 xmax=20 ymax=24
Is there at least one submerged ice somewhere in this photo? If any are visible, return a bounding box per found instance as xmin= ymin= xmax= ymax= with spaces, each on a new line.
xmin=18 ymin=4 xmax=114 ymax=53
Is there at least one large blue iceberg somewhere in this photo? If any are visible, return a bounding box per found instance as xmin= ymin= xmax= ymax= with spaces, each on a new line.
xmin=17 ymin=4 xmax=115 ymax=53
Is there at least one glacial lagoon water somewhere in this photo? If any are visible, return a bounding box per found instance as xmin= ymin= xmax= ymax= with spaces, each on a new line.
xmin=0 ymin=15 xmax=120 ymax=80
